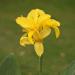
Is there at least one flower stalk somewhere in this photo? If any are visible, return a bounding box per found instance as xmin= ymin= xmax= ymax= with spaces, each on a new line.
xmin=39 ymin=55 xmax=43 ymax=75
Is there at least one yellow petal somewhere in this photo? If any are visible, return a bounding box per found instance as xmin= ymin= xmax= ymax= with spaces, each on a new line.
xmin=54 ymin=27 xmax=60 ymax=38
xmin=20 ymin=34 xmax=30 ymax=46
xmin=40 ymin=27 xmax=51 ymax=39
xmin=35 ymin=9 xmax=45 ymax=15
xmin=27 ymin=9 xmax=38 ymax=23
xmin=50 ymin=19 xmax=60 ymax=27
xmin=38 ymin=14 xmax=51 ymax=25
xmin=27 ymin=9 xmax=45 ymax=24
xmin=34 ymin=42 xmax=44 ymax=57
xmin=27 ymin=9 xmax=45 ymax=18
xmin=16 ymin=16 xmax=34 ymax=29
xmin=33 ymin=31 xmax=42 ymax=42
xmin=28 ymin=31 xmax=34 ymax=44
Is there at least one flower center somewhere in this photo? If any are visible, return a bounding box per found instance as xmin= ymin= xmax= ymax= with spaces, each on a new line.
xmin=33 ymin=31 xmax=42 ymax=42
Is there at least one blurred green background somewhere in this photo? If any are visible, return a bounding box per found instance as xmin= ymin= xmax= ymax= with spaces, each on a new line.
xmin=0 ymin=0 xmax=75 ymax=75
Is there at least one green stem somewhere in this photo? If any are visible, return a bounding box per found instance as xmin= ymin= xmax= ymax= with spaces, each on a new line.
xmin=39 ymin=55 xmax=43 ymax=75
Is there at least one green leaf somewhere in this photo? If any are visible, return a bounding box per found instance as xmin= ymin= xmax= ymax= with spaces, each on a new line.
xmin=0 ymin=53 xmax=22 ymax=75
xmin=61 ymin=61 xmax=75 ymax=75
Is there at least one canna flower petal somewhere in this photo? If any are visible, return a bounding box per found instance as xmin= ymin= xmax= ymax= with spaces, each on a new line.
xmin=28 ymin=31 xmax=34 ymax=44
xmin=34 ymin=42 xmax=44 ymax=57
xmin=16 ymin=16 xmax=34 ymax=29
xmin=33 ymin=31 xmax=41 ymax=42
xmin=54 ymin=27 xmax=60 ymax=38
xmin=27 ymin=9 xmax=38 ymax=24
xmin=27 ymin=9 xmax=45 ymax=19
xmin=40 ymin=27 xmax=51 ymax=39
xmin=20 ymin=34 xmax=31 ymax=46
xmin=27 ymin=9 xmax=45 ymax=24
xmin=38 ymin=14 xmax=51 ymax=25
xmin=44 ymin=19 xmax=60 ymax=27
xmin=42 ymin=19 xmax=60 ymax=38
xmin=35 ymin=9 xmax=45 ymax=15
xmin=50 ymin=19 xmax=60 ymax=27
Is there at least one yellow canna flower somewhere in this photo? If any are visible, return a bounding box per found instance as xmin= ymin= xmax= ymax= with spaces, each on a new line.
xmin=16 ymin=9 xmax=60 ymax=57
